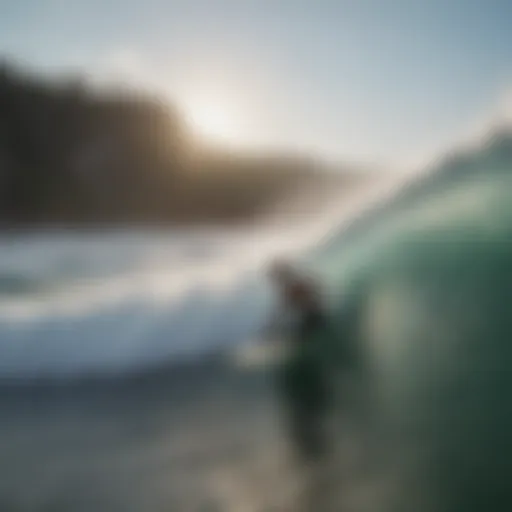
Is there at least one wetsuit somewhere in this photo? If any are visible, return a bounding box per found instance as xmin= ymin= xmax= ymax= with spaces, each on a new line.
xmin=279 ymin=306 xmax=332 ymax=462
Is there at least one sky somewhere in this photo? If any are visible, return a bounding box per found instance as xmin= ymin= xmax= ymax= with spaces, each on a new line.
xmin=0 ymin=0 xmax=511 ymax=168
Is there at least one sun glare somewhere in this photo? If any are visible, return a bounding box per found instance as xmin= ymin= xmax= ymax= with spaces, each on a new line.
xmin=185 ymin=100 xmax=241 ymax=144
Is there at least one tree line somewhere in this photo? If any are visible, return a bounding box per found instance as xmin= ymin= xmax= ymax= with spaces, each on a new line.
xmin=0 ymin=61 xmax=361 ymax=227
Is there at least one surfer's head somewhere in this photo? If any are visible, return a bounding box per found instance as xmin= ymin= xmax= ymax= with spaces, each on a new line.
xmin=268 ymin=259 xmax=320 ymax=311
xmin=268 ymin=259 xmax=298 ymax=288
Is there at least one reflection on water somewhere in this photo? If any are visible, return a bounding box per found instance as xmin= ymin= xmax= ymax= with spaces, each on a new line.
xmin=0 ymin=359 xmax=370 ymax=512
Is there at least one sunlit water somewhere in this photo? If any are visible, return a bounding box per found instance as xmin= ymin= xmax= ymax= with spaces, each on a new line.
xmin=1 ymin=136 xmax=512 ymax=511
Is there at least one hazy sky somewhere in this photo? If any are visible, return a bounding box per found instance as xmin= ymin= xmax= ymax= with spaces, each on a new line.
xmin=1 ymin=0 xmax=511 ymax=166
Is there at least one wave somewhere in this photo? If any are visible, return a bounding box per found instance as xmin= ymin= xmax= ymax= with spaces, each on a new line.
xmin=309 ymin=127 xmax=512 ymax=278
xmin=2 ymin=127 xmax=510 ymax=380
xmin=0 ymin=220 xmax=339 ymax=379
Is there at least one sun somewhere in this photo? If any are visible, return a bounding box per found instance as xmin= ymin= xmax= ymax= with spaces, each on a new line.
xmin=185 ymin=100 xmax=240 ymax=144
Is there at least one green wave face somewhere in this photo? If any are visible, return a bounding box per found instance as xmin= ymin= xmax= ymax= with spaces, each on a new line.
xmin=310 ymin=166 xmax=512 ymax=511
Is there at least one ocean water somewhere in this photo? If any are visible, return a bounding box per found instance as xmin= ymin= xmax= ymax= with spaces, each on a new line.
xmin=1 ymin=132 xmax=512 ymax=511
xmin=0 ymin=228 xmax=275 ymax=379
xmin=0 ymin=199 xmax=383 ymax=511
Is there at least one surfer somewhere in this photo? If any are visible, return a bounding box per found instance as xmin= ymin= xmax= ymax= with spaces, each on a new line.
xmin=268 ymin=260 xmax=333 ymax=463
